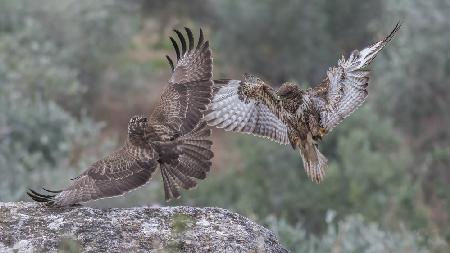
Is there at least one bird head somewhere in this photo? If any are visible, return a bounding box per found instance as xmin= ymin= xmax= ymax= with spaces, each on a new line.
xmin=277 ymin=82 xmax=299 ymax=99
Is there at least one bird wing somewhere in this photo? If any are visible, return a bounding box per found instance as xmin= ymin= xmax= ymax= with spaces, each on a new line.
xmin=309 ymin=23 xmax=401 ymax=131
xmin=27 ymin=145 xmax=157 ymax=206
xmin=28 ymin=28 xmax=215 ymax=205
xmin=205 ymin=76 xmax=289 ymax=145
xmin=149 ymin=28 xmax=213 ymax=140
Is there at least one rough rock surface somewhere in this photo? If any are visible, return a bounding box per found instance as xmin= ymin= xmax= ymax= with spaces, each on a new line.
xmin=0 ymin=202 xmax=288 ymax=252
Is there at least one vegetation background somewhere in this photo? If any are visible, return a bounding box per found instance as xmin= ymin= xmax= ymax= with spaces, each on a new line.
xmin=1 ymin=0 xmax=449 ymax=252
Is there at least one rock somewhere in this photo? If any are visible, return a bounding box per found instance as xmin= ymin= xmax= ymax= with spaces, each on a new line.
xmin=0 ymin=202 xmax=289 ymax=252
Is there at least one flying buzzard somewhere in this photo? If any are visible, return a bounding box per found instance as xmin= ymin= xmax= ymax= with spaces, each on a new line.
xmin=205 ymin=24 xmax=400 ymax=183
xmin=28 ymin=28 xmax=214 ymax=206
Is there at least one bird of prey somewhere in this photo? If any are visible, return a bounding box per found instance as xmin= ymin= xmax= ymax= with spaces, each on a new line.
xmin=28 ymin=28 xmax=214 ymax=206
xmin=205 ymin=24 xmax=400 ymax=183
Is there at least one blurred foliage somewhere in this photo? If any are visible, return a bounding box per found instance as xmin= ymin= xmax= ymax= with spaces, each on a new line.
xmin=377 ymin=0 xmax=450 ymax=140
xmin=0 ymin=74 xmax=112 ymax=202
xmin=210 ymin=0 xmax=332 ymax=83
xmin=0 ymin=0 xmax=117 ymax=201
xmin=0 ymin=0 xmax=154 ymax=117
xmin=266 ymin=213 xmax=448 ymax=253
xmin=0 ymin=0 xmax=449 ymax=252
xmin=375 ymin=0 xmax=450 ymax=243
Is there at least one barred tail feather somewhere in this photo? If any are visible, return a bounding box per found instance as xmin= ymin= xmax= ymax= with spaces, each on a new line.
xmin=298 ymin=142 xmax=328 ymax=183
xmin=160 ymin=164 xmax=181 ymax=200
xmin=161 ymin=121 xmax=213 ymax=201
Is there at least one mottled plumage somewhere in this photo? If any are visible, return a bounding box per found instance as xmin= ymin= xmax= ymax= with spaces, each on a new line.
xmin=206 ymin=24 xmax=400 ymax=183
xmin=28 ymin=28 xmax=214 ymax=206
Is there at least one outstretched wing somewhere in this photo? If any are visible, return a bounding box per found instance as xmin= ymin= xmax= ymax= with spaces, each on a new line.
xmin=310 ymin=23 xmax=401 ymax=131
xmin=205 ymin=77 xmax=289 ymax=145
xmin=27 ymin=145 xmax=157 ymax=206
xmin=149 ymin=28 xmax=213 ymax=140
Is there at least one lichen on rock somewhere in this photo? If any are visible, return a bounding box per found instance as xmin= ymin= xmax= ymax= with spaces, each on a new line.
xmin=0 ymin=202 xmax=288 ymax=252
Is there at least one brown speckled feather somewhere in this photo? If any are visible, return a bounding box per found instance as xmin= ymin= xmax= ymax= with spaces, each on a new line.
xmin=205 ymin=23 xmax=400 ymax=183
xmin=205 ymin=75 xmax=289 ymax=145
xmin=150 ymin=28 xmax=213 ymax=140
xmin=28 ymin=28 xmax=215 ymax=205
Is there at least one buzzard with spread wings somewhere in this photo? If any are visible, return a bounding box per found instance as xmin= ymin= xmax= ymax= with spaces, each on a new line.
xmin=28 ymin=28 xmax=214 ymax=206
xmin=206 ymin=24 xmax=400 ymax=183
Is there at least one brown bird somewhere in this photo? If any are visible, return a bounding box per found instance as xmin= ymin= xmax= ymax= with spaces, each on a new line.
xmin=205 ymin=23 xmax=401 ymax=183
xmin=28 ymin=28 xmax=214 ymax=206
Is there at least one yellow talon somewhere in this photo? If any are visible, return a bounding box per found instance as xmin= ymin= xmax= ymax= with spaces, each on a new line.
xmin=319 ymin=128 xmax=328 ymax=137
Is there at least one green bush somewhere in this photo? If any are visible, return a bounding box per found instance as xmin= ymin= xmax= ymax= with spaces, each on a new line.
xmin=0 ymin=89 xmax=110 ymax=201
xmin=266 ymin=213 xmax=446 ymax=253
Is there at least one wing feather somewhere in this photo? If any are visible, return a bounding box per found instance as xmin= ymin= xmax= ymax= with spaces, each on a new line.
xmin=150 ymin=28 xmax=213 ymax=139
xmin=312 ymin=23 xmax=401 ymax=131
xmin=27 ymin=145 xmax=157 ymax=206
xmin=205 ymin=79 xmax=289 ymax=145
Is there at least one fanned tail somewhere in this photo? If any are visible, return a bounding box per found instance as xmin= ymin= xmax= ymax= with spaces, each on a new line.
xmin=297 ymin=139 xmax=328 ymax=183
xmin=160 ymin=121 xmax=213 ymax=201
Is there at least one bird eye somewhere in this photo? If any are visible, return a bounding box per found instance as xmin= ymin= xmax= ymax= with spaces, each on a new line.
xmin=282 ymin=90 xmax=292 ymax=96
